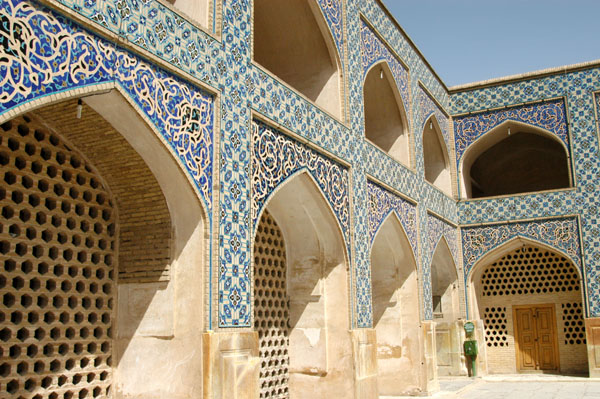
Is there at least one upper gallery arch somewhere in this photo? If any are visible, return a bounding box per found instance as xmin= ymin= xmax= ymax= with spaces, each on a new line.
xmin=454 ymin=99 xmax=571 ymax=199
xmin=360 ymin=20 xmax=412 ymax=165
xmin=253 ymin=0 xmax=344 ymax=119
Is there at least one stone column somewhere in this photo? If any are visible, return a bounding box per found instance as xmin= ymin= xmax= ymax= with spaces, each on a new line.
xmin=203 ymin=332 xmax=260 ymax=399
xmin=351 ymin=329 xmax=378 ymax=399
xmin=422 ymin=321 xmax=439 ymax=394
xmin=585 ymin=317 xmax=600 ymax=377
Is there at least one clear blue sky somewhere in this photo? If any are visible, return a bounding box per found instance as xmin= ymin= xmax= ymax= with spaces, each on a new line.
xmin=382 ymin=0 xmax=600 ymax=87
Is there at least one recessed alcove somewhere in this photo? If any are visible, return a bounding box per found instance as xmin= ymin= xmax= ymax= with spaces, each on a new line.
xmin=167 ymin=0 xmax=211 ymax=30
xmin=423 ymin=116 xmax=452 ymax=196
xmin=461 ymin=122 xmax=571 ymax=199
xmin=364 ymin=62 xmax=410 ymax=166
xmin=253 ymin=0 xmax=342 ymax=119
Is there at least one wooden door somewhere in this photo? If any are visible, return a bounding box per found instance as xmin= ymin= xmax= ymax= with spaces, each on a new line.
xmin=514 ymin=305 xmax=559 ymax=372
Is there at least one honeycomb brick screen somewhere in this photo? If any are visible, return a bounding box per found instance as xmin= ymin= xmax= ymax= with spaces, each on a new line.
xmin=562 ymin=302 xmax=586 ymax=345
xmin=0 ymin=116 xmax=115 ymax=398
xmin=483 ymin=306 xmax=509 ymax=347
xmin=253 ymin=210 xmax=289 ymax=399
xmin=481 ymin=246 xmax=579 ymax=297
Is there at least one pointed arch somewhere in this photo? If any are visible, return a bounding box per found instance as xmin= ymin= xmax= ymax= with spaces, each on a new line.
xmin=370 ymin=211 xmax=422 ymax=395
xmin=430 ymin=236 xmax=459 ymax=320
xmin=468 ymin=238 xmax=588 ymax=375
xmin=423 ymin=115 xmax=452 ymax=196
xmin=253 ymin=0 xmax=343 ymax=119
xmin=363 ymin=61 xmax=411 ymax=166
xmin=254 ymin=171 xmax=354 ymax=397
xmin=370 ymin=209 xmax=417 ymax=262
xmin=0 ymin=90 xmax=208 ymax=398
xmin=460 ymin=120 xmax=572 ymax=198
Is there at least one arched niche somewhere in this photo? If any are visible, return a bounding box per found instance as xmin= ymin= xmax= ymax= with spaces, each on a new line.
xmin=467 ymin=238 xmax=587 ymax=375
xmin=430 ymin=237 xmax=464 ymax=377
xmin=253 ymin=0 xmax=342 ymax=119
xmin=370 ymin=212 xmax=422 ymax=396
xmin=460 ymin=121 xmax=571 ymax=199
xmin=423 ymin=116 xmax=452 ymax=196
xmin=364 ymin=62 xmax=410 ymax=166
xmin=430 ymin=237 xmax=459 ymax=323
xmin=1 ymin=90 xmax=208 ymax=399
xmin=253 ymin=172 xmax=353 ymax=398
xmin=167 ymin=0 xmax=211 ymax=30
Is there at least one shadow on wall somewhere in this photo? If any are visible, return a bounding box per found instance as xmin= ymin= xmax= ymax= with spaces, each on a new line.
xmin=254 ymin=0 xmax=342 ymax=119
xmin=260 ymin=172 xmax=354 ymax=398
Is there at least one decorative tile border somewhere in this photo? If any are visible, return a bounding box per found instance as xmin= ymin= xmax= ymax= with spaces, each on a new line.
xmin=360 ymin=19 xmax=409 ymax=120
xmin=318 ymin=0 xmax=344 ymax=64
xmin=453 ymin=99 xmax=569 ymax=165
xmin=422 ymin=213 xmax=459 ymax=320
xmin=458 ymin=190 xmax=577 ymax=225
xmin=461 ymin=217 xmax=582 ymax=278
xmin=0 ymin=0 xmax=214 ymax=213
xmin=367 ymin=180 xmax=418 ymax=258
xmin=418 ymin=86 xmax=451 ymax=151
xmin=251 ymin=119 xmax=351 ymax=251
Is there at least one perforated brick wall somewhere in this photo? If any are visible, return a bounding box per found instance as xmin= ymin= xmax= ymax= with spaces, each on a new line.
xmin=253 ymin=210 xmax=289 ymax=399
xmin=0 ymin=115 xmax=114 ymax=398
xmin=479 ymin=245 xmax=587 ymax=374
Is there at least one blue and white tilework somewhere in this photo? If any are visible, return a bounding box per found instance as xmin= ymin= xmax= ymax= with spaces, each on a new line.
xmin=461 ymin=217 xmax=582 ymax=279
xmin=251 ymin=119 xmax=351 ymax=255
xmin=8 ymin=0 xmax=600 ymax=327
xmin=367 ymin=181 xmax=418 ymax=257
xmin=423 ymin=214 xmax=459 ymax=319
xmin=317 ymin=0 xmax=345 ymax=64
xmin=453 ymin=99 xmax=569 ymax=167
xmin=0 ymin=0 xmax=215 ymax=213
xmin=360 ymin=19 xmax=409 ymax=120
xmin=418 ymin=86 xmax=451 ymax=152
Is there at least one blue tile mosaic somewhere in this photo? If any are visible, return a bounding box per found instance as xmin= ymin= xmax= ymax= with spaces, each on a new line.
xmin=360 ymin=19 xmax=409 ymax=120
xmin=453 ymin=99 xmax=569 ymax=167
xmin=251 ymin=119 xmax=351 ymax=258
xmin=422 ymin=214 xmax=459 ymax=319
xmin=1 ymin=0 xmax=214 ymax=215
xmin=367 ymin=180 xmax=418 ymax=258
xmin=7 ymin=0 xmax=600 ymax=327
xmin=461 ymin=217 xmax=582 ymax=285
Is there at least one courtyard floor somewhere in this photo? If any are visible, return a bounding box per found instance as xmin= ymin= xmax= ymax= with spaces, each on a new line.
xmin=381 ymin=375 xmax=600 ymax=399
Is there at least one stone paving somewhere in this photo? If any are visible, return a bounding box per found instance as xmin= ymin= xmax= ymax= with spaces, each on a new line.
xmin=382 ymin=376 xmax=600 ymax=399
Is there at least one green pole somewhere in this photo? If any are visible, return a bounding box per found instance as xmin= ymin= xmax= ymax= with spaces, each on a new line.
xmin=471 ymin=356 xmax=477 ymax=377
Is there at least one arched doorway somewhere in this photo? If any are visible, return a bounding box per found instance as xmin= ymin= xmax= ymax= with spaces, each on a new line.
xmin=460 ymin=122 xmax=571 ymax=199
xmin=0 ymin=91 xmax=207 ymax=398
xmin=363 ymin=62 xmax=410 ymax=166
xmin=423 ymin=116 xmax=452 ymax=196
xmin=370 ymin=213 xmax=422 ymax=396
xmin=253 ymin=0 xmax=342 ymax=119
xmin=430 ymin=237 xmax=463 ymax=376
xmin=253 ymin=172 xmax=353 ymax=398
xmin=469 ymin=241 xmax=587 ymax=374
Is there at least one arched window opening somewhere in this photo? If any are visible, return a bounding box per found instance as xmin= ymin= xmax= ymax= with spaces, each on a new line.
xmin=167 ymin=0 xmax=211 ymax=30
xmin=364 ymin=63 xmax=410 ymax=165
xmin=371 ymin=214 xmax=422 ymax=396
xmin=254 ymin=172 xmax=353 ymax=398
xmin=462 ymin=124 xmax=571 ymax=199
xmin=470 ymin=243 xmax=586 ymax=375
xmin=423 ymin=117 xmax=452 ymax=196
xmin=253 ymin=0 xmax=342 ymax=119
